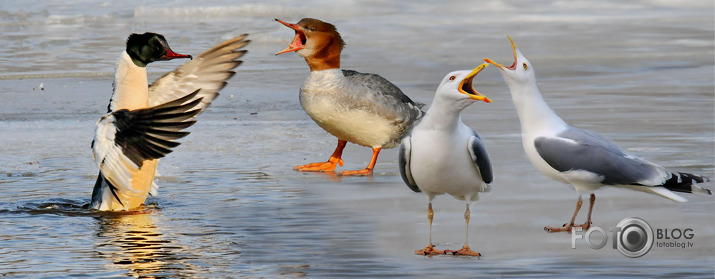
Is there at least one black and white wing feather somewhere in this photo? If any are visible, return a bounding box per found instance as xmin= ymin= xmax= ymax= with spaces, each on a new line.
xmin=148 ymin=34 xmax=250 ymax=111
xmin=468 ymin=132 xmax=493 ymax=185
xmin=398 ymin=135 xmax=420 ymax=193
xmin=92 ymin=90 xmax=203 ymax=195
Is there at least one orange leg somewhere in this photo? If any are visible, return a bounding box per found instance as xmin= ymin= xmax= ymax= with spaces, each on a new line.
xmin=339 ymin=147 xmax=381 ymax=176
xmin=294 ymin=140 xmax=346 ymax=172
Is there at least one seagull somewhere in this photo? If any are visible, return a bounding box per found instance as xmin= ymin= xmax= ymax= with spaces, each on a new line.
xmin=90 ymin=32 xmax=249 ymax=211
xmin=484 ymin=37 xmax=712 ymax=232
xmin=399 ymin=63 xmax=493 ymax=256
xmin=275 ymin=18 xmax=424 ymax=176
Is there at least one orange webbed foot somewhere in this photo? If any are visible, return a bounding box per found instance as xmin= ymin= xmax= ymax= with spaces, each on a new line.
xmin=545 ymin=223 xmax=574 ymax=233
xmin=338 ymin=147 xmax=380 ymax=176
xmin=545 ymin=220 xmax=593 ymax=233
xmin=415 ymin=244 xmax=446 ymax=256
xmin=294 ymin=157 xmax=343 ymax=172
xmin=339 ymin=168 xmax=373 ymax=176
xmin=445 ymin=245 xmax=481 ymax=257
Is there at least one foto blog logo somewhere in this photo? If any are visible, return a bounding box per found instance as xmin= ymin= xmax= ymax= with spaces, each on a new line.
xmin=571 ymin=217 xmax=695 ymax=258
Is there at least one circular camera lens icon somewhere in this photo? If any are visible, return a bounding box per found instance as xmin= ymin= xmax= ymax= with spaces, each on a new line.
xmin=616 ymin=217 xmax=653 ymax=258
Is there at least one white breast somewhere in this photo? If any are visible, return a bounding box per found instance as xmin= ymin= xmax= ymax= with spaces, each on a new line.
xmin=111 ymin=52 xmax=150 ymax=110
xmin=409 ymin=124 xmax=487 ymax=201
xmin=300 ymin=69 xmax=401 ymax=148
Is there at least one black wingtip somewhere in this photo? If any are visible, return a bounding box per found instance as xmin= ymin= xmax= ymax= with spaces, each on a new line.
xmin=662 ymin=172 xmax=711 ymax=195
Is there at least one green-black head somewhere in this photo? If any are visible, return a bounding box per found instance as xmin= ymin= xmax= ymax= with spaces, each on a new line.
xmin=125 ymin=32 xmax=192 ymax=67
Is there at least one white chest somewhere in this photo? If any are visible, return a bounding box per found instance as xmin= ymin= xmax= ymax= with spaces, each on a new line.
xmin=299 ymin=70 xmax=399 ymax=148
xmin=111 ymin=52 xmax=149 ymax=110
xmin=409 ymin=125 xmax=487 ymax=201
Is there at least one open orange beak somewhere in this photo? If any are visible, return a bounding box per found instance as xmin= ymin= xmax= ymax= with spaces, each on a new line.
xmin=484 ymin=36 xmax=517 ymax=70
xmin=459 ymin=63 xmax=492 ymax=103
xmin=275 ymin=18 xmax=306 ymax=55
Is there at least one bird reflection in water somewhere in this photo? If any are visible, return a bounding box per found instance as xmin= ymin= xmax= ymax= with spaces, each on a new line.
xmin=94 ymin=206 xmax=197 ymax=278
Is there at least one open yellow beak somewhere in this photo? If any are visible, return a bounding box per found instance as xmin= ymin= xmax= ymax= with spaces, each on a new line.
xmin=484 ymin=36 xmax=517 ymax=70
xmin=459 ymin=63 xmax=492 ymax=103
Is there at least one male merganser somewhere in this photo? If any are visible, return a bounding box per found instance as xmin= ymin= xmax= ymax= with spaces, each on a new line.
xmin=484 ymin=37 xmax=711 ymax=232
xmin=399 ymin=63 xmax=492 ymax=256
xmin=275 ymin=18 xmax=423 ymax=176
xmin=90 ymin=33 xmax=249 ymax=211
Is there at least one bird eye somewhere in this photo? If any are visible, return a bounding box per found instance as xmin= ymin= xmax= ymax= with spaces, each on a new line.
xmin=449 ymin=76 xmax=456 ymax=81
xmin=523 ymin=63 xmax=528 ymax=70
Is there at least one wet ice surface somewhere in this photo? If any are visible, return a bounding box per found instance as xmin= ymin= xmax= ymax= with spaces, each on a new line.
xmin=1 ymin=1 xmax=714 ymax=278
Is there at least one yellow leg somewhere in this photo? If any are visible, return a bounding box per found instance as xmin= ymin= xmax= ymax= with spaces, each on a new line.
xmin=415 ymin=202 xmax=446 ymax=255
xmin=446 ymin=204 xmax=481 ymax=256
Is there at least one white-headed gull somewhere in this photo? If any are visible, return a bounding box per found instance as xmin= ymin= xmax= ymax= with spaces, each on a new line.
xmin=399 ymin=63 xmax=493 ymax=255
xmin=484 ymin=37 xmax=711 ymax=232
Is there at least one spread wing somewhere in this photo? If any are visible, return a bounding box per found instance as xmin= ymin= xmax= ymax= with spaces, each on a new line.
xmin=92 ymin=91 xmax=203 ymax=197
xmin=148 ymin=34 xmax=250 ymax=111
xmin=468 ymin=133 xmax=493 ymax=184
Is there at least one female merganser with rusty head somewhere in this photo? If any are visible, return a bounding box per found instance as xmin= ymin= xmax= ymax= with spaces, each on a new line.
xmin=275 ymin=18 xmax=424 ymax=176
xmin=90 ymin=32 xmax=249 ymax=211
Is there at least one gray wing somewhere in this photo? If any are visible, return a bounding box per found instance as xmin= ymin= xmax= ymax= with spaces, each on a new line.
xmin=468 ymin=133 xmax=493 ymax=184
xmin=398 ymin=135 xmax=420 ymax=192
xmin=342 ymin=70 xmax=424 ymax=121
xmin=534 ymin=127 xmax=666 ymax=186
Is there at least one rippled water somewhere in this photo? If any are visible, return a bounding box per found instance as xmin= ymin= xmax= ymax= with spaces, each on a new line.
xmin=0 ymin=0 xmax=713 ymax=278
